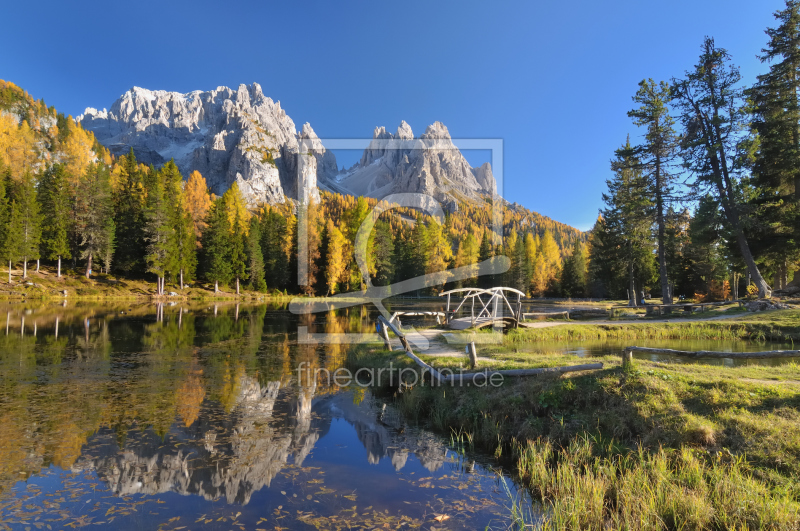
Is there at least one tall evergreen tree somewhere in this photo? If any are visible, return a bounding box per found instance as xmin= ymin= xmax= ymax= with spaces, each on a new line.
xmin=144 ymin=168 xmax=171 ymax=294
xmin=39 ymin=164 xmax=72 ymax=277
xmin=2 ymin=200 xmax=24 ymax=283
xmin=221 ymin=182 xmax=250 ymax=295
xmin=372 ymin=219 xmax=395 ymax=287
xmin=113 ymin=150 xmax=147 ymax=275
xmin=597 ymin=139 xmax=657 ymax=305
xmin=10 ymin=174 xmax=41 ymax=278
xmin=162 ymin=161 xmax=195 ymax=289
xmin=626 ymin=79 xmax=679 ymax=303
xmin=74 ymin=164 xmax=114 ymax=279
xmin=748 ymin=0 xmax=800 ymax=287
xmin=560 ymin=239 xmax=588 ymax=298
xmin=672 ymin=37 xmax=771 ymax=297
xmin=201 ymin=198 xmax=232 ymax=293
xmin=246 ymin=217 xmax=266 ymax=292
xmin=478 ymin=229 xmax=494 ymax=289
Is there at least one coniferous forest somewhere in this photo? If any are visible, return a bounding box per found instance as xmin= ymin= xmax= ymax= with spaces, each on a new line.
xmin=590 ymin=2 xmax=800 ymax=304
xmin=1 ymin=2 xmax=799 ymax=301
xmin=0 ymin=79 xmax=582 ymax=297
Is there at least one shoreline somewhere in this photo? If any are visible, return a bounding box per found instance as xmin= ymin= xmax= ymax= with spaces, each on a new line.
xmin=346 ymin=311 xmax=800 ymax=528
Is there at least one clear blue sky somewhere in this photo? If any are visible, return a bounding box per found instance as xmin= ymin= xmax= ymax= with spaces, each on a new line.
xmin=0 ymin=0 xmax=786 ymax=230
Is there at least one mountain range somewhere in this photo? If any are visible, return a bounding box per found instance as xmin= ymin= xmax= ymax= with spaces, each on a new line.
xmin=78 ymin=83 xmax=498 ymax=209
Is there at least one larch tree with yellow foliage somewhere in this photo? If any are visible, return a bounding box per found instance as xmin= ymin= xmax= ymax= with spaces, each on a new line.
xmin=324 ymin=220 xmax=346 ymax=295
xmin=185 ymin=170 xmax=213 ymax=242
xmin=222 ymin=182 xmax=251 ymax=295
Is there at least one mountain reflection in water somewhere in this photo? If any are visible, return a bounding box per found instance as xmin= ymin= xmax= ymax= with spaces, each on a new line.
xmin=0 ymin=301 xmax=514 ymax=530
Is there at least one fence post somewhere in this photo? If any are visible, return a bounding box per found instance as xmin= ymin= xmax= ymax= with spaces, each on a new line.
xmin=467 ymin=342 xmax=478 ymax=369
xmin=621 ymin=348 xmax=634 ymax=369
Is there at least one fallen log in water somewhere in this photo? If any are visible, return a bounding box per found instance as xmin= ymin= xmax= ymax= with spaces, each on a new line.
xmin=624 ymin=346 xmax=800 ymax=359
xmin=438 ymin=363 xmax=603 ymax=385
xmin=377 ymin=316 xmax=445 ymax=383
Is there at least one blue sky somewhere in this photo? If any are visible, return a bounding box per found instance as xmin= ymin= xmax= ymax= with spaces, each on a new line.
xmin=0 ymin=0 xmax=787 ymax=230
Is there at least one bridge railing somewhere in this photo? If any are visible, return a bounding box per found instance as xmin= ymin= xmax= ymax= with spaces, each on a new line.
xmin=439 ymin=287 xmax=525 ymax=326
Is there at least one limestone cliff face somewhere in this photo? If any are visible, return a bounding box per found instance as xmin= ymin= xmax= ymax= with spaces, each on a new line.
xmin=327 ymin=121 xmax=496 ymax=208
xmin=80 ymin=85 xmax=497 ymax=209
xmin=79 ymin=84 xmax=325 ymax=206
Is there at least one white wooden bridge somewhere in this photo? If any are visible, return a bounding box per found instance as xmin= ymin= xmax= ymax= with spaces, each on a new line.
xmin=440 ymin=287 xmax=526 ymax=330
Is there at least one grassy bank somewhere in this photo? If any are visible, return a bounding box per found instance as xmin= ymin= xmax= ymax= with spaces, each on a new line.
xmin=347 ymin=316 xmax=800 ymax=529
xmin=507 ymin=309 xmax=800 ymax=343
xmin=0 ymin=265 xmax=296 ymax=301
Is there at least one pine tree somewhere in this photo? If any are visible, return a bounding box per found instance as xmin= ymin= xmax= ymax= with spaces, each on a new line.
xmin=0 ymin=163 xmax=8 ymax=280
xmin=246 ymin=217 xmax=266 ymax=292
xmin=10 ymin=174 xmax=41 ymax=278
xmin=113 ymin=150 xmax=147 ymax=274
xmin=201 ymin=198 xmax=232 ymax=293
xmin=594 ymin=140 xmax=656 ymax=304
xmin=560 ymin=239 xmax=588 ymax=298
xmin=39 ymin=164 xmax=72 ymax=277
xmin=221 ymin=182 xmax=250 ymax=295
xmin=626 ymin=79 xmax=679 ymax=303
xmin=372 ymin=219 xmax=395 ymax=287
xmin=748 ymin=0 xmax=800 ymax=287
xmin=478 ymin=229 xmax=493 ymax=289
xmin=74 ymin=164 xmax=114 ymax=279
xmin=2 ymin=200 xmax=24 ymax=283
xmin=672 ymin=37 xmax=771 ymax=297
xmin=144 ymin=167 xmax=171 ymax=294
xmin=162 ymin=161 xmax=195 ymax=290
xmin=260 ymin=208 xmax=290 ymax=291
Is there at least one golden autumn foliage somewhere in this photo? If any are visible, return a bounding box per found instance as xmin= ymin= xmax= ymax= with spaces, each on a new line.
xmin=0 ymin=113 xmax=38 ymax=178
xmin=223 ymin=181 xmax=251 ymax=235
xmin=60 ymin=118 xmax=96 ymax=184
xmin=185 ymin=170 xmax=213 ymax=238
xmin=176 ymin=368 xmax=206 ymax=428
xmin=325 ymin=220 xmax=347 ymax=294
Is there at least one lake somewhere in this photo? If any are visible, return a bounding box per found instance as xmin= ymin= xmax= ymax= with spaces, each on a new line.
xmin=0 ymin=301 xmax=520 ymax=530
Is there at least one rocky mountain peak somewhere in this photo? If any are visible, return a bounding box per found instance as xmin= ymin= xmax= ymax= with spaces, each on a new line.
xmin=396 ymin=121 xmax=413 ymax=140
xmin=421 ymin=121 xmax=451 ymax=139
xmin=80 ymin=83 xmax=321 ymax=206
xmin=329 ymin=120 xmax=496 ymax=207
xmin=81 ymin=84 xmax=496 ymax=210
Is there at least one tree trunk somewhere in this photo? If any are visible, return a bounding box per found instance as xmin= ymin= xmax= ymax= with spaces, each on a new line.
xmin=236 ymin=277 xmax=240 ymax=295
xmin=36 ymin=259 xmax=39 ymax=273
xmin=7 ymin=260 xmax=11 ymax=283
xmin=628 ymin=262 xmax=637 ymax=307
xmin=180 ymin=269 xmax=184 ymax=290
xmin=85 ymin=255 xmax=92 ymax=279
xmin=214 ymin=280 xmax=219 ymax=294
xmin=655 ymin=154 xmax=670 ymax=304
xmin=733 ymin=227 xmax=770 ymax=298
xmin=23 ymin=258 xmax=27 ymax=279
xmin=57 ymin=256 xmax=61 ymax=278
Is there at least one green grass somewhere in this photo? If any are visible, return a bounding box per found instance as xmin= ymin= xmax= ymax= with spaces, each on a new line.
xmin=0 ymin=265 xmax=299 ymax=301
xmin=505 ymin=309 xmax=800 ymax=343
xmin=346 ymin=314 xmax=800 ymax=529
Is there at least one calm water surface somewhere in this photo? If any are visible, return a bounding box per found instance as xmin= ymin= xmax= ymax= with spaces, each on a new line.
xmin=0 ymin=302 xmax=518 ymax=530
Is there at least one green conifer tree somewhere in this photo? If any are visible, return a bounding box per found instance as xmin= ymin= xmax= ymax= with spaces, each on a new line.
xmin=75 ymin=164 xmax=114 ymax=279
xmin=39 ymin=164 xmax=72 ymax=277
